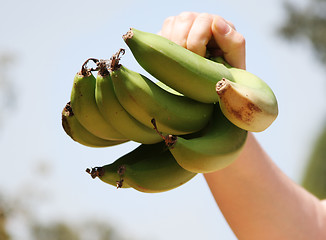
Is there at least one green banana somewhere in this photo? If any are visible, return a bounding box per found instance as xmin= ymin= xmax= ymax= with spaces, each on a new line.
xmin=94 ymin=54 xmax=163 ymax=144
xmin=123 ymin=28 xmax=278 ymax=132
xmin=70 ymin=59 xmax=127 ymax=140
xmin=123 ymin=28 xmax=233 ymax=103
xmin=87 ymin=142 xmax=197 ymax=193
xmin=155 ymin=80 xmax=183 ymax=96
xmin=62 ymin=102 xmax=126 ymax=148
xmin=109 ymin=53 xmax=214 ymax=135
xmin=153 ymin=104 xmax=248 ymax=173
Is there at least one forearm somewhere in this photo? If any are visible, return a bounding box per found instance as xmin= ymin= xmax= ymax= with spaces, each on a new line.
xmin=204 ymin=133 xmax=326 ymax=240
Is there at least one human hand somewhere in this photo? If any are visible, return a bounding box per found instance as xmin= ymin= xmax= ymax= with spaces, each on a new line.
xmin=159 ymin=12 xmax=246 ymax=70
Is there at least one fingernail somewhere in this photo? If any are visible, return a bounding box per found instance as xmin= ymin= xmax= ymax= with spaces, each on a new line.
xmin=216 ymin=18 xmax=231 ymax=35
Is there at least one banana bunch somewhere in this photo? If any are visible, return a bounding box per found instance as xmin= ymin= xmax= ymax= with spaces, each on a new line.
xmin=62 ymin=28 xmax=278 ymax=193
xmin=123 ymin=28 xmax=278 ymax=132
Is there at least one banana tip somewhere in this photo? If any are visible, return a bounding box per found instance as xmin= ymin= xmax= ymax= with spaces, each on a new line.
xmin=116 ymin=179 xmax=124 ymax=189
xmin=216 ymin=78 xmax=230 ymax=95
xmin=63 ymin=102 xmax=73 ymax=116
xmin=122 ymin=28 xmax=133 ymax=42
xmin=86 ymin=167 xmax=104 ymax=179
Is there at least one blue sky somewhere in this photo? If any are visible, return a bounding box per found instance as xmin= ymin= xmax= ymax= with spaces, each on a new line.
xmin=1 ymin=0 xmax=325 ymax=239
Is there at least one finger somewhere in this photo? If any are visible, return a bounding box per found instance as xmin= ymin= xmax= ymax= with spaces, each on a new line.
xmin=160 ymin=16 xmax=176 ymax=40
xmin=211 ymin=16 xmax=246 ymax=69
xmin=225 ymin=20 xmax=236 ymax=31
xmin=170 ymin=12 xmax=198 ymax=48
xmin=186 ymin=13 xmax=214 ymax=57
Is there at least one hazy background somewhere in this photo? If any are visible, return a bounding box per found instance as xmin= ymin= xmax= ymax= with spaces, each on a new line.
xmin=1 ymin=0 xmax=325 ymax=239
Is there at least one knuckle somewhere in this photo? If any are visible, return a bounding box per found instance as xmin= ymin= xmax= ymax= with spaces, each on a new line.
xmin=178 ymin=11 xmax=197 ymax=21
xmin=164 ymin=16 xmax=175 ymax=25
xmin=196 ymin=12 xmax=213 ymax=22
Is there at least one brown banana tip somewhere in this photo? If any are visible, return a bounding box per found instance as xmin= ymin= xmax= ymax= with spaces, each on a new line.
xmin=165 ymin=135 xmax=177 ymax=148
xmin=80 ymin=58 xmax=99 ymax=76
xmin=216 ymin=78 xmax=231 ymax=95
xmin=86 ymin=167 xmax=104 ymax=179
xmin=63 ymin=102 xmax=73 ymax=116
xmin=116 ymin=179 xmax=124 ymax=189
xmin=216 ymin=78 xmax=227 ymax=90
xmin=97 ymin=59 xmax=110 ymax=76
xmin=122 ymin=28 xmax=133 ymax=42
xmin=151 ymin=118 xmax=177 ymax=148
xmin=109 ymin=48 xmax=125 ymax=71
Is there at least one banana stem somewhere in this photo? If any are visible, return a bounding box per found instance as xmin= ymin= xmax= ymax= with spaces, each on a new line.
xmin=122 ymin=28 xmax=133 ymax=42
xmin=116 ymin=180 xmax=124 ymax=189
xmin=63 ymin=101 xmax=74 ymax=117
xmin=86 ymin=167 xmax=104 ymax=179
xmin=80 ymin=58 xmax=100 ymax=76
xmin=109 ymin=48 xmax=125 ymax=71
xmin=151 ymin=118 xmax=177 ymax=148
xmin=97 ymin=59 xmax=110 ymax=76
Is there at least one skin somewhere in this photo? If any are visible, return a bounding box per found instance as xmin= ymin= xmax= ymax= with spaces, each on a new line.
xmin=160 ymin=12 xmax=326 ymax=240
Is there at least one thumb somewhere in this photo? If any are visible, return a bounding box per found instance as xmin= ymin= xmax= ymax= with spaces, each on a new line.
xmin=211 ymin=16 xmax=246 ymax=70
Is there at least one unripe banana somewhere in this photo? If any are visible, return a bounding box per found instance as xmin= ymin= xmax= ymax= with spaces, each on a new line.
xmin=123 ymin=28 xmax=278 ymax=132
xmin=87 ymin=142 xmax=197 ymax=193
xmin=87 ymin=143 xmax=164 ymax=189
xmin=70 ymin=60 xmax=127 ymax=140
xmin=109 ymin=54 xmax=214 ymax=135
xmin=156 ymin=80 xmax=183 ymax=96
xmin=62 ymin=102 xmax=126 ymax=148
xmin=94 ymin=55 xmax=163 ymax=144
xmin=123 ymin=28 xmax=233 ymax=103
xmin=153 ymin=104 xmax=248 ymax=173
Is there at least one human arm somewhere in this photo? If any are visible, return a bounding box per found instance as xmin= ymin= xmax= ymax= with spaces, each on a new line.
xmin=160 ymin=12 xmax=326 ymax=240
xmin=206 ymin=132 xmax=326 ymax=240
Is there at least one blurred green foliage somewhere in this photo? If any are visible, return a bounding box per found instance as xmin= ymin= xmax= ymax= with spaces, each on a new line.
xmin=32 ymin=223 xmax=79 ymax=240
xmin=31 ymin=220 xmax=121 ymax=240
xmin=302 ymin=125 xmax=326 ymax=199
xmin=279 ymin=0 xmax=326 ymax=199
xmin=0 ymin=206 xmax=10 ymax=240
xmin=279 ymin=0 xmax=326 ymax=64
xmin=0 ymin=192 xmax=128 ymax=240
